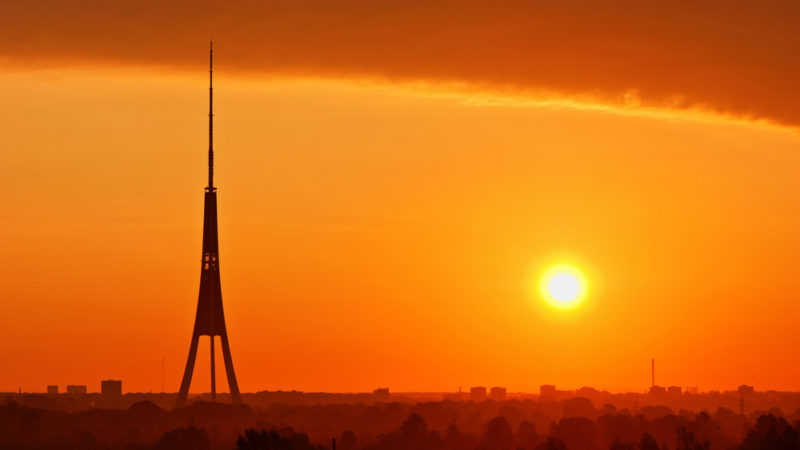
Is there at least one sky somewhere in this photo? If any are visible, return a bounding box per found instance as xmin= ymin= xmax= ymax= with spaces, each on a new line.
xmin=2 ymin=1 xmax=800 ymax=394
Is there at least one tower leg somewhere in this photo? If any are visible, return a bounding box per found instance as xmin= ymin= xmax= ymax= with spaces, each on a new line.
xmin=210 ymin=334 xmax=216 ymax=402
xmin=176 ymin=331 xmax=200 ymax=408
xmin=220 ymin=333 xmax=242 ymax=404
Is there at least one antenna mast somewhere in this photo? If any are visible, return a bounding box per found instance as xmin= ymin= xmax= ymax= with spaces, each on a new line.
xmin=208 ymin=41 xmax=214 ymax=189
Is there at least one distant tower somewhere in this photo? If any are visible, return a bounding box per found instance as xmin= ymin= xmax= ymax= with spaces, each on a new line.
xmin=737 ymin=385 xmax=754 ymax=416
xmin=176 ymin=42 xmax=242 ymax=408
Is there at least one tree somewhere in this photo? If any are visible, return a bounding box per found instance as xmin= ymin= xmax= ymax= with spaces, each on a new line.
xmin=638 ymin=432 xmax=660 ymax=450
xmin=368 ymin=414 xmax=442 ymax=450
xmin=517 ymin=420 xmax=540 ymax=449
xmin=739 ymin=414 xmax=800 ymax=450
xmin=339 ymin=430 xmax=357 ymax=450
xmin=400 ymin=413 xmax=428 ymax=440
xmin=444 ymin=422 xmax=464 ymax=450
xmin=153 ymin=426 xmax=210 ymax=450
xmin=610 ymin=439 xmax=636 ymax=450
xmin=676 ymin=427 xmax=710 ymax=450
xmin=236 ymin=427 xmax=322 ymax=450
xmin=481 ymin=416 xmax=514 ymax=450
xmin=552 ymin=417 xmax=598 ymax=450
xmin=535 ymin=437 xmax=567 ymax=450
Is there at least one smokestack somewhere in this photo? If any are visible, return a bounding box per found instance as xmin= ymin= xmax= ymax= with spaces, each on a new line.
xmin=651 ymin=358 xmax=655 ymax=387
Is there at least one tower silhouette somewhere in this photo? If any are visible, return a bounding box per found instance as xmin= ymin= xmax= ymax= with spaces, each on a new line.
xmin=176 ymin=42 xmax=242 ymax=408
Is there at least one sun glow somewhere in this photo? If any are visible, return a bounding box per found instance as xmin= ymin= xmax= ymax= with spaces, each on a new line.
xmin=540 ymin=265 xmax=587 ymax=309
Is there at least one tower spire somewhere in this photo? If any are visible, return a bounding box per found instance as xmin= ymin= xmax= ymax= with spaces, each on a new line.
xmin=177 ymin=43 xmax=242 ymax=409
xmin=208 ymin=41 xmax=214 ymax=189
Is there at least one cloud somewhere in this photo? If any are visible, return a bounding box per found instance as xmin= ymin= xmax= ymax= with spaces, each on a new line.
xmin=3 ymin=1 xmax=799 ymax=126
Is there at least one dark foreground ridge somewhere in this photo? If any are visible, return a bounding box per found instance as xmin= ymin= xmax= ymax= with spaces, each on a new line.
xmin=3 ymin=391 xmax=800 ymax=449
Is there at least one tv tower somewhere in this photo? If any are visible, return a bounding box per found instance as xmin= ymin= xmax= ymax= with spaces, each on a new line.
xmin=176 ymin=42 xmax=242 ymax=408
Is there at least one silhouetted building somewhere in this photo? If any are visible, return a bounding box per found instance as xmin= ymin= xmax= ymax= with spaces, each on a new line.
xmin=66 ymin=385 xmax=87 ymax=395
xmin=649 ymin=385 xmax=665 ymax=395
xmin=738 ymin=385 xmax=754 ymax=394
xmin=176 ymin=43 xmax=242 ymax=408
xmin=373 ymin=387 xmax=389 ymax=397
xmin=470 ymin=386 xmax=487 ymax=402
xmin=47 ymin=385 xmax=58 ymax=395
xmin=490 ymin=386 xmax=507 ymax=400
xmin=540 ymin=384 xmax=557 ymax=400
xmin=101 ymin=379 xmax=122 ymax=396
xmin=650 ymin=386 xmax=667 ymax=396
xmin=667 ymin=386 xmax=682 ymax=396
xmin=539 ymin=384 xmax=573 ymax=401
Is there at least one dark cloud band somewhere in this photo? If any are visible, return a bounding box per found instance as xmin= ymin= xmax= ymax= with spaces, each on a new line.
xmin=3 ymin=1 xmax=799 ymax=126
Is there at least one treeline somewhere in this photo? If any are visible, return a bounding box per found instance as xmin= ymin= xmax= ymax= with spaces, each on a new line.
xmin=241 ymin=413 xmax=799 ymax=450
xmin=1 ymin=399 xmax=800 ymax=449
xmin=151 ymin=413 xmax=800 ymax=450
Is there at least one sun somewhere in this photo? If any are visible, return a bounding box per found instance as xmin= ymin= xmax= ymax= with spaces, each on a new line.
xmin=540 ymin=265 xmax=587 ymax=309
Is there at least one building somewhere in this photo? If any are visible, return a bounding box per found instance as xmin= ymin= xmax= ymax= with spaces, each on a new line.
xmin=667 ymin=386 xmax=682 ymax=396
xmin=46 ymin=385 xmax=58 ymax=395
xmin=66 ymin=385 xmax=87 ymax=395
xmin=649 ymin=385 xmax=666 ymax=395
xmin=539 ymin=384 xmax=572 ymax=401
xmin=470 ymin=386 xmax=487 ymax=402
xmin=101 ymin=379 xmax=122 ymax=396
xmin=540 ymin=384 xmax=557 ymax=399
xmin=490 ymin=386 xmax=507 ymax=401
xmin=373 ymin=387 xmax=389 ymax=397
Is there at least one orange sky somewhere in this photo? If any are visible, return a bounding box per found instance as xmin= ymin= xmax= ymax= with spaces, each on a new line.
xmin=2 ymin=2 xmax=800 ymax=394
